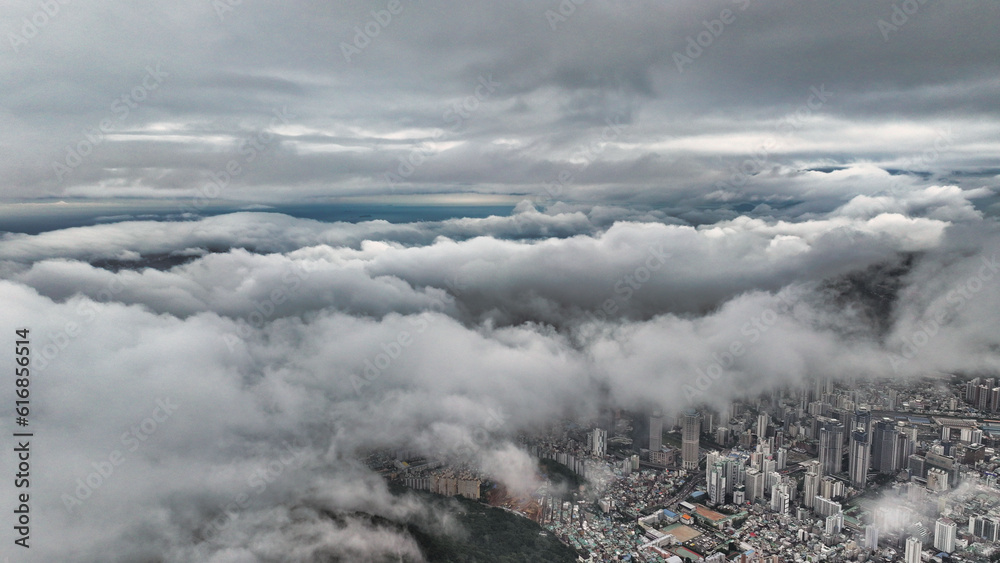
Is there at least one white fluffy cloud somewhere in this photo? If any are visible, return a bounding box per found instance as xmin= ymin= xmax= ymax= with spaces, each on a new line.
xmin=1 ymin=199 xmax=999 ymax=560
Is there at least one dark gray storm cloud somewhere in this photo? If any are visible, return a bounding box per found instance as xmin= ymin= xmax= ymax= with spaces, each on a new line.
xmin=1 ymin=0 xmax=997 ymax=210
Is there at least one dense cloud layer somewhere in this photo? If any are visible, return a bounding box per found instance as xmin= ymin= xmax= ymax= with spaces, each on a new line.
xmin=2 ymin=0 xmax=999 ymax=560
xmin=1 ymin=198 xmax=999 ymax=560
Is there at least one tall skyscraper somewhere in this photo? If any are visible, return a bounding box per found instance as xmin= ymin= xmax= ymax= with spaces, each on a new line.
xmin=757 ymin=412 xmax=769 ymax=441
xmin=925 ymin=451 xmax=959 ymax=487
xmin=682 ymin=410 xmax=700 ymax=471
xmin=865 ymin=525 xmax=879 ymax=550
xmin=934 ymin=518 xmax=957 ymax=554
xmin=708 ymin=462 xmax=727 ymax=505
xmin=762 ymin=457 xmax=776 ymax=480
xmin=814 ymin=496 xmax=841 ymax=518
xmin=770 ymin=478 xmax=792 ymax=514
xmin=871 ymin=421 xmax=899 ymax=473
xmin=702 ymin=412 xmax=715 ymax=435
xmin=649 ymin=410 xmax=663 ymax=453
xmin=825 ymin=512 xmax=843 ymax=535
xmin=905 ymin=536 xmax=922 ymax=563
xmin=894 ymin=430 xmax=913 ymax=471
xmin=819 ymin=476 xmax=844 ymax=500
xmin=803 ymin=462 xmax=820 ymax=509
xmin=854 ymin=408 xmax=872 ymax=434
xmin=849 ymin=427 xmax=870 ymax=488
xmin=819 ymin=420 xmax=844 ymax=475
xmin=746 ymin=467 xmax=765 ymax=501
xmin=590 ymin=428 xmax=607 ymax=457
xmin=966 ymin=378 xmax=980 ymax=403
xmin=705 ymin=450 xmax=721 ymax=475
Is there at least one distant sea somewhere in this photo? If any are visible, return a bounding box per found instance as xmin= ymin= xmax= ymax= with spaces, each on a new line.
xmin=0 ymin=203 xmax=517 ymax=235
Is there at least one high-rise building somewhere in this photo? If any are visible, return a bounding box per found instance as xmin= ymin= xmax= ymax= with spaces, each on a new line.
xmin=590 ymin=428 xmax=607 ymax=458
xmin=767 ymin=470 xmax=781 ymax=501
xmin=825 ymin=512 xmax=843 ymax=535
xmin=819 ymin=476 xmax=844 ymax=500
xmin=757 ymin=412 xmax=769 ymax=441
xmin=724 ymin=457 xmax=746 ymax=496
xmin=894 ymin=431 xmax=913 ymax=471
xmin=819 ymin=420 xmax=844 ymax=475
xmin=978 ymin=384 xmax=990 ymax=412
xmin=682 ymin=410 xmax=700 ymax=471
xmin=708 ymin=462 xmax=727 ymax=505
xmin=706 ymin=451 xmax=721 ymax=476
xmin=908 ymin=454 xmax=926 ymax=479
xmin=966 ymin=378 xmax=980 ymax=403
xmin=905 ymin=536 xmax=921 ymax=563
xmin=649 ymin=410 xmax=663 ymax=453
xmin=716 ymin=426 xmax=730 ymax=446
xmin=934 ymin=518 xmax=957 ymax=554
xmin=703 ymin=412 xmax=715 ymax=435
xmin=854 ymin=409 xmax=872 ymax=434
xmin=762 ymin=458 xmax=777 ymax=485
xmin=872 ymin=421 xmax=900 ymax=473
xmin=803 ymin=462 xmax=820 ymax=509
xmin=925 ymin=451 xmax=959 ymax=487
xmin=865 ymin=525 xmax=879 ymax=550
xmin=770 ymin=478 xmax=792 ymax=514
xmin=814 ymin=496 xmax=841 ymax=518
xmin=746 ymin=467 xmax=765 ymax=501
xmin=970 ymin=516 xmax=1000 ymax=542
xmin=733 ymin=485 xmax=745 ymax=505
xmin=849 ymin=427 xmax=870 ymax=488
xmin=927 ymin=468 xmax=949 ymax=492
xmin=776 ymin=447 xmax=787 ymax=471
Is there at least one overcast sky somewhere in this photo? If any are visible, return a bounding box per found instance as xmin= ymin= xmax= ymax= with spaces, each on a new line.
xmin=2 ymin=2 xmax=1000 ymax=561
xmin=2 ymin=0 xmax=998 ymax=211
